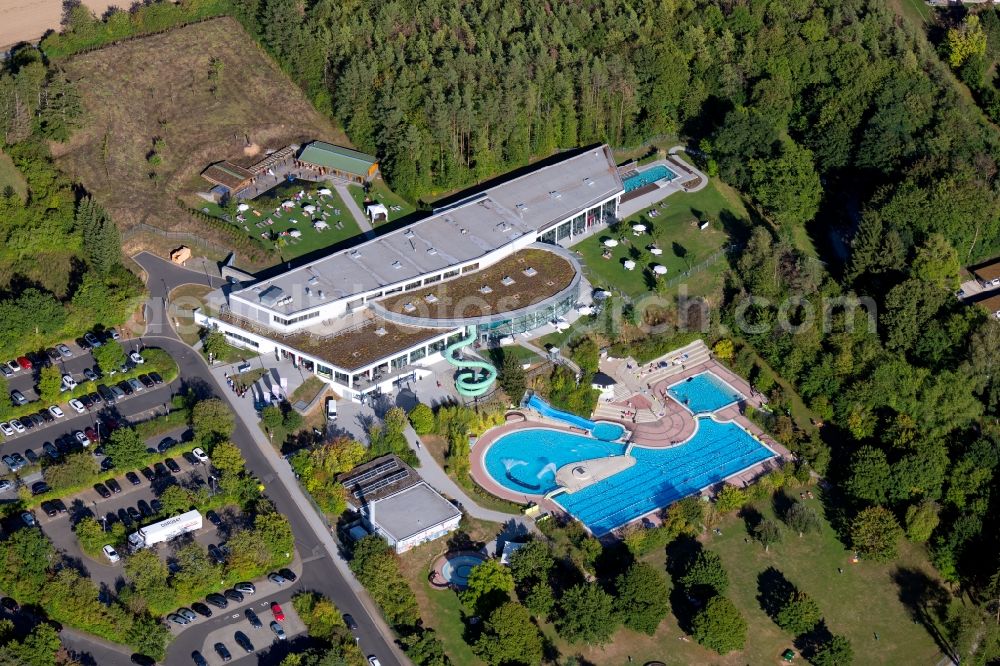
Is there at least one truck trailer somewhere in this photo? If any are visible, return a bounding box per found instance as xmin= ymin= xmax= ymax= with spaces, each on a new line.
xmin=127 ymin=509 xmax=203 ymax=550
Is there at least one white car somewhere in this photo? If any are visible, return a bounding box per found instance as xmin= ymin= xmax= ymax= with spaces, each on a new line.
xmin=74 ymin=431 xmax=89 ymax=445
xmin=56 ymin=344 xmax=73 ymax=358
xmin=49 ymin=405 xmax=64 ymax=419
xmin=68 ymin=399 xmax=85 ymax=414
xmin=10 ymin=420 xmax=25 ymax=434
xmin=129 ymin=351 xmax=144 ymax=365
xmin=191 ymin=448 xmax=209 ymax=464
xmin=103 ymin=545 xmax=120 ymax=563
xmin=0 ymin=422 xmax=13 ymax=437
xmin=62 ymin=374 xmax=77 ymax=390
xmin=367 ymin=657 xmax=381 ymax=666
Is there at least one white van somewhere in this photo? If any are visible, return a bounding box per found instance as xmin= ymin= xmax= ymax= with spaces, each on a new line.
xmin=326 ymin=397 xmax=337 ymax=422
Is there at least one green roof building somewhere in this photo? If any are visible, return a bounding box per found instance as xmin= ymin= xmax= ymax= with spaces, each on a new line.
xmin=295 ymin=141 xmax=379 ymax=183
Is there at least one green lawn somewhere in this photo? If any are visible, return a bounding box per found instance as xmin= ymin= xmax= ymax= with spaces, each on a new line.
xmin=348 ymin=179 xmax=417 ymax=225
xmin=574 ymin=181 xmax=745 ymax=299
xmin=0 ymin=148 xmax=27 ymax=201
xmin=198 ymin=182 xmax=363 ymax=260
xmin=487 ymin=344 xmax=541 ymax=367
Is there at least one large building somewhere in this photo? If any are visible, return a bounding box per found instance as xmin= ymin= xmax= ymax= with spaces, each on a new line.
xmin=196 ymin=145 xmax=625 ymax=400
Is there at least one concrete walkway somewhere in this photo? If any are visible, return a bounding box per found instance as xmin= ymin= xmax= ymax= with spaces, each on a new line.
xmin=335 ymin=183 xmax=373 ymax=237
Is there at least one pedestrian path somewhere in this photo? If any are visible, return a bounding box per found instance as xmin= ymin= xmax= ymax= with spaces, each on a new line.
xmin=334 ymin=183 xmax=373 ymax=237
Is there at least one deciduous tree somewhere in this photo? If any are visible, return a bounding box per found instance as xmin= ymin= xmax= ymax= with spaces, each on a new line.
xmin=473 ymin=602 xmax=543 ymax=666
xmin=615 ymin=562 xmax=671 ymax=635
xmin=692 ymin=595 xmax=747 ymax=654
xmin=555 ymin=583 xmax=619 ymax=645
xmin=851 ymin=506 xmax=902 ymax=562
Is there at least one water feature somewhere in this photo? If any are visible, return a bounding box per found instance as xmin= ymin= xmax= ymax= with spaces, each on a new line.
xmin=440 ymin=553 xmax=487 ymax=588
xmin=623 ymin=164 xmax=678 ymax=193
xmin=525 ymin=394 xmax=625 ymax=440
xmin=667 ymin=372 xmax=744 ymax=413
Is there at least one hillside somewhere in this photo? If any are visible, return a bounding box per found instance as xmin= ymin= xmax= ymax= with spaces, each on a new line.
xmin=51 ymin=17 xmax=346 ymax=252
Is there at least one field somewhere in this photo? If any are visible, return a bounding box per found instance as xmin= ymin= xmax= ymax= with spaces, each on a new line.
xmin=51 ymin=18 xmax=347 ymax=257
xmin=199 ymin=181 xmax=364 ymax=260
xmin=348 ymin=180 xmax=417 ymax=224
xmin=574 ymin=180 xmax=745 ymax=302
xmin=397 ymin=485 xmax=943 ymax=666
xmin=0 ymin=148 xmax=27 ymax=201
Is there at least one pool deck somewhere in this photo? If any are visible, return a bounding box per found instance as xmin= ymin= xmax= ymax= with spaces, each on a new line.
xmin=617 ymin=153 xmax=709 ymax=219
xmin=468 ymin=341 xmax=792 ymax=536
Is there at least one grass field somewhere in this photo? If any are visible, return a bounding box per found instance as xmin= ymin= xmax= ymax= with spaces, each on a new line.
xmin=0 ymin=149 xmax=27 ymax=201
xmin=574 ymin=181 xmax=745 ymax=301
xmin=348 ymin=180 xmax=417 ymax=225
xmin=52 ymin=17 xmax=346 ymax=256
xmin=168 ymin=283 xmax=214 ymax=345
xmin=199 ymin=181 xmax=364 ymax=260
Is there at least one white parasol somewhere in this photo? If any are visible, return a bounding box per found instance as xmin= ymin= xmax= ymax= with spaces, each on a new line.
xmin=652 ymin=264 xmax=668 ymax=275
xmin=623 ymin=260 xmax=636 ymax=271
xmin=603 ymin=238 xmax=619 ymax=247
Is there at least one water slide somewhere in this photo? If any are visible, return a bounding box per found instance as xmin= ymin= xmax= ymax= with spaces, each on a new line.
xmin=446 ymin=325 xmax=497 ymax=397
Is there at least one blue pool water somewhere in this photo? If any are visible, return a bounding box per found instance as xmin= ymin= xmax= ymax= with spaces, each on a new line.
xmin=667 ymin=372 xmax=744 ymax=413
xmin=483 ymin=419 xmax=773 ymax=535
xmin=526 ymin=394 xmax=625 ymax=440
xmin=623 ymin=165 xmax=678 ymax=193
xmin=441 ymin=554 xmax=487 ymax=588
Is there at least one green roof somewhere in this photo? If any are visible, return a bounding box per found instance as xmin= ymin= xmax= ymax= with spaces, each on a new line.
xmin=297 ymin=141 xmax=377 ymax=177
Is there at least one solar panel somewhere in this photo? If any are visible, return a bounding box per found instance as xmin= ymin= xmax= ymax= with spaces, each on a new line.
xmin=353 ymin=469 xmax=410 ymax=499
xmin=345 ymin=459 xmax=397 ymax=487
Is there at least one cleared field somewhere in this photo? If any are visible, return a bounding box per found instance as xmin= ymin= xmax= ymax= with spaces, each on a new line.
xmin=52 ymin=17 xmax=347 ymax=253
xmin=0 ymin=148 xmax=27 ymax=200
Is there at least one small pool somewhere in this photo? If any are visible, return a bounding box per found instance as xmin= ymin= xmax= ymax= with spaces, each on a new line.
xmin=668 ymin=372 xmax=744 ymax=413
xmin=526 ymin=394 xmax=625 ymax=440
xmin=623 ymin=165 xmax=678 ymax=193
xmin=440 ymin=553 xmax=487 ymax=588
xmin=485 ymin=428 xmax=623 ymax=494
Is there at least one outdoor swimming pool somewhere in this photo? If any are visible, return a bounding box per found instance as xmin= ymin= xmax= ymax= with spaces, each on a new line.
xmin=483 ymin=419 xmax=774 ymax=534
xmin=623 ymin=164 xmax=678 ymax=193
xmin=526 ymin=394 xmax=625 ymax=440
xmin=667 ymin=372 xmax=744 ymax=413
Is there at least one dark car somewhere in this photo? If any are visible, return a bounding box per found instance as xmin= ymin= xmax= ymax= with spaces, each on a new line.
xmin=117 ymin=380 xmax=133 ymax=396
xmin=213 ymin=643 xmax=231 ymax=663
xmin=93 ymin=483 xmax=111 ymax=499
xmin=25 ymin=352 xmax=43 ymax=368
xmin=206 ymin=510 xmax=222 ymax=527
xmin=138 ymin=374 xmax=154 ymax=388
xmin=191 ymin=651 xmax=208 ymax=666
xmin=38 ymin=409 xmax=54 ymax=423
xmin=208 ymin=545 xmax=225 ymax=564
xmin=191 ymin=602 xmax=212 ymax=618
xmin=50 ymin=499 xmax=66 ymax=514
xmin=223 ymin=588 xmax=243 ymax=603
xmin=117 ymin=508 xmax=133 ymax=527
xmin=150 ymin=499 xmax=162 ymax=514
xmin=149 ymin=372 xmax=163 ymax=385
xmin=278 ymin=568 xmax=298 ymax=583
xmin=140 ymin=467 xmax=155 ymax=481
xmin=97 ymin=384 xmax=115 ymax=404
xmin=157 ymin=437 xmax=176 ymax=453
xmin=101 ymin=458 xmax=113 ymax=474
xmin=78 ymin=394 xmax=94 ymax=410
xmin=42 ymin=442 xmax=59 ymax=461
xmin=76 ymin=337 xmax=91 ymax=351
xmin=343 ymin=613 xmax=358 ymax=630
xmin=1 ymin=597 xmax=18 ymax=612
xmin=31 ymin=481 xmax=50 ymax=495
xmin=41 ymin=501 xmax=58 ymax=517
xmin=153 ymin=462 xmax=168 ymax=477
xmin=23 ymin=449 xmax=38 ymax=464
xmin=106 ymin=478 xmax=122 ymax=494
xmin=234 ymin=631 xmax=254 ymax=653
xmin=129 ymin=654 xmax=155 ymax=666
xmin=90 ymin=391 xmax=104 ymax=407
xmin=205 ymin=593 xmax=228 ymax=609
xmin=137 ymin=500 xmax=153 ymax=517
xmin=164 ymin=458 xmax=180 ymax=473
xmin=126 ymin=471 xmax=141 ymax=486
xmin=127 ymin=506 xmax=141 ymax=522
xmin=83 ymin=367 xmax=98 ymax=382
xmin=45 ymin=347 xmax=60 ymax=362
xmin=245 ymin=608 xmax=262 ymax=629
xmin=182 ymin=451 xmax=198 ymax=466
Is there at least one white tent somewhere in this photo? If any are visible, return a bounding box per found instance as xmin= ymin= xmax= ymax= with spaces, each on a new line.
xmin=623 ymin=260 xmax=636 ymax=271
xmin=317 ymin=188 xmax=332 ymax=196
xmin=313 ymin=221 xmax=329 ymax=230
xmin=281 ymin=200 xmax=295 ymax=209
xmin=499 ymin=336 xmax=516 ymax=346
xmin=366 ymin=202 xmax=389 ymax=223
xmin=603 ymin=238 xmax=619 ymax=247
xmin=236 ymin=203 xmax=250 ymax=212
xmin=652 ymin=264 xmax=668 ymax=275
xmin=649 ymin=246 xmax=663 ymax=255
xmin=302 ymin=204 xmax=317 ymax=214
xmin=288 ymin=229 xmax=302 ymax=238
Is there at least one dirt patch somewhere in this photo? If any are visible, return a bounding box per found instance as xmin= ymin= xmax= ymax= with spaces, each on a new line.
xmin=53 ymin=17 xmax=347 ymax=253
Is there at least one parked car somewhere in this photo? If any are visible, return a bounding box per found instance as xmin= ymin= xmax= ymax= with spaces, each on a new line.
xmin=270 ymin=602 xmax=284 ymax=621
xmin=43 ymin=442 xmax=59 ymax=460
xmin=245 ymin=608 xmax=262 ymax=629
xmin=107 ymin=328 xmax=121 ymax=341
xmin=278 ymin=568 xmax=298 ymax=583
xmin=21 ymin=512 xmax=36 ymax=527
xmin=117 ymin=509 xmax=133 ymax=527
xmin=117 ymin=381 xmax=133 ymax=396
xmin=50 ymin=499 xmax=67 ymax=514
xmin=206 ymin=510 xmax=222 ymax=526
xmin=89 ymin=391 xmax=103 ymax=406
xmin=10 ymin=390 xmax=27 ymax=406
xmin=84 ymin=427 xmax=98 ymax=444
xmin=68 ymin=398 xmax=86 ymax=414
xmin=191 ymin=448 xmax=209 ymax=464
xmin=93 ymin=483 xmax=111 ymax=499
xmin=153 ymin=462 xmax=168 ymax=477
xmin=109 ymin=385 xmax=125 ymax=400
xmin=205 ymin=593 xmax=228 ymax=609
xmin=191 ymin=651 xmax=208 ymax=666
xmin=1 ymin=597 xmax=19 ymax=612
xmin=129 ymin=352 xmax=145 ymax=365
xmin=267 ymin=572 xmax=288 ymax=585
xmin=191 ymin=602 xmax=212 ymax=617
xmin=150 ymin=499 xmax=162 ymax=514
xmin=164 ymin=458 xmax=181 ymax=473
xmin=56 ymin=344 xmax=73 ymax=358
xmin=31 ymin=481 xmax=50 ymax=495
xmin=24 ymin=449 xmax=38 ymax=464
xmin=41 ymin=501 xmax=59 ymax=517
xmin=37 ymin=409 xmax=53 ymax=423
xmin=182 ymin=451 xmax=199 ymax=465
xmin=125 ymin=471 xmax=141 ymax=486
xmin=48 ymin=405 xmax=64 ymax=419
xmin=270 ymin=621 xmax=286 ymax=640
xmin=138 ymin=374 xmax=154 ymax=388
xmin=10 ymin=453 xmax=27 ymax=469
xmin=45 ymin=348 xmax=60 ymax=363
xmin=0 ymin=480 xmax=13 ymax=493
xmin=148 ymin=371 xmax=163 ymax=385
xmin=140 ymin=467 xmax=155 ymax=481
xmin=167 ymin=613 xmax=189 ymax=626
xmin=213 ymin=643 xmax=231 ymax=663
xmin=223 ymin=589 xmax=243 ymax=604
xmin=127 ymin=378 xmax=143 ymax=392
xmin=137 ymin=500 xmax=153 ymax=517
xmin=234 ymin=631 xmax=254 ymax=653
xmin=83 ymin=333 xmax=101 ymax=348
xmin=106 ymin=478 xmax=122 ymax=494
xmin=61 ymin=374 xmax=77 ymax=390
xmin=158 ymin=437 xmax=176 ymax=453
xmin=0 ymin=364 xmax=12 ymax=378
xmin=343 ymin=614 xmax=358 ymax=630
xmin=9 ymin=419 xmax=24 ymax=434
xmin=16 ymin=356 xmax=31 ymax=370
xmin=177 ymin=607 xmax=197 ymax=622
xmin=234 ymin=581 xmax=256 ymax=595
xmin=0 ymin=422 xmax=13 ymax=437
xmin=367 ymin=657 xmax=381 ymax=666
xmin=103 ymin=545 xmax=120 ymax=563
xmin=82 ymin=367 xmax=98 ymax=382
xmin=2 ymin=455 xmax=18 ymax=472
xmin=97 ymin=385 xmax=115 ymax=404
xmin=126 ymin=507 xmax=141 ymax=522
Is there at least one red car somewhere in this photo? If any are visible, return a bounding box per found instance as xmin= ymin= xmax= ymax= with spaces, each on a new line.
xmin=16 ymin=356 xmax=31 ymax=370
xmin=270 ymin=602 xmax=284 ymax=621
xmin=84 ymin=427 xmax=98 ymax=443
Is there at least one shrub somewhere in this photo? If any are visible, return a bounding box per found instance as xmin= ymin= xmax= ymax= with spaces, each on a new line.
xmin=408 ymin=403 xmax=434 ymax=435
xmin=692 ymin=596 xmax=747 ymax=654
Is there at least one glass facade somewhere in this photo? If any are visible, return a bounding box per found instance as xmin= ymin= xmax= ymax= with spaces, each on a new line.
xmin=477 ymin=287 xmax=578 ymax=341
xmin=538 ymin=196 xmax=617 ymax=246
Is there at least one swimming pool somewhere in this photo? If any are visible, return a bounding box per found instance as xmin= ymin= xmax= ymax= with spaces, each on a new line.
xmin=667 ymin=372 xmax=744 ymax=413
xmin=526 ymin=394 xmax=625 ymax=441
xmin=482 ymin=418 xmax=774 ymax=534
xmin=623 ymin=165 xmax=678 ymax=193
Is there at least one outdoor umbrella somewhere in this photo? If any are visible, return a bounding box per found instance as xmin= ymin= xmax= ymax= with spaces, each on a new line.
xmin=236 ymin=203 xmax=250 ymax=212
xmin=623 ymin=260 xmax=636 ymax=271
xmin=603 ymin=238 xmax=619 ymax=247
xmin=318 ymin=188 xmax=332 ymax=196
xmin=288 ymin=229 xmax=302 ymax=238
xmin=303 ymin=204 xmax=317 ymax=214
xmin=652 ymin=264 xmax=668 ymax=275
xmin=632 ymin=223 xmax=647 ymax=232
xmin=649 ymin=246 xmax=663 ymax=255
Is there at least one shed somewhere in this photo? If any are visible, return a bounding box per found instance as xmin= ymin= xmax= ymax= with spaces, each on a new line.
xmin=201 ymin=161 xmax=254 ymax=194
xmin=296 ymin=141 xmax=379 ymax=183
xmin=591 ymin=371 xmax=617 ymax=390
xmin=170 ymin=246 xmax=191 ymax=264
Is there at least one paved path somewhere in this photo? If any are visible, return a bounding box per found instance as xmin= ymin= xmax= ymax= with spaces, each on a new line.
xmin=335 ymin=183 xmax=373 ymax=237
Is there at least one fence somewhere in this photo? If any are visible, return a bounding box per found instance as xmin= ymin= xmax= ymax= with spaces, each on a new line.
xmin=121 ymin=222 xmax=232 ymax=255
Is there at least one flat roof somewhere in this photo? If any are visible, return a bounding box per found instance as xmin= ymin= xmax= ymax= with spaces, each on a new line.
xmin=297 ymin=141 xmax=377 ymax=176
xmin=230 ymin=146 xmax=621 ymax=317
xmin=370 ymin=482 xmax=461 ymax=542
xmin=375 ymin=247 xmax=576 ymax=321
xmin=972 ymin=258 xmax=1000 ymax=283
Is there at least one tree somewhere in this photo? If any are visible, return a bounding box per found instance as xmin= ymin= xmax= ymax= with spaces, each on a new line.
xmin=681 ymin=549 xmax=729 ymax=597
xmin=692 ymin=595 xmax=747 ymax=654
xmin=0 ymin=375 xmax=9 ymax=419
xmin=78 ymin=196 xmax=120 ymax=274
xmin=522 ymin=581 xmax=554 ymax=619
xmin=74 ymin=516 xmax=110 ymax=557
xmin=851 ymin=506 xmax=902 ymax=562
xmin=253 ymin=504 xmax=294 ymax=564
xmin=813 ymin=634 xmax=853 ymax=666
xmin=407 ymin=403 xmax=434 ymax=435
xmin=459 ymin=558 xmax=514 ymax=615
xmin=754 ymin=519 xmax=782 ymax=552
xmin=497 ymin=353 xmax=526 ymax=402
xmin=368 ymin=407 xmax=412 ymax=462
xmin=473 ymin=602 xmax=543 ymax=666
xmin=261 ymin=404 xmax=283 ymax=431
xmin=37 ymin=365 xmax=63 ymax=404
xmin=713 ymin=339 xmax=734 ymax=360
xmin=569 ymin=336 xmax=600 ymax=379
xmin=157 ymin=485 xmax=193 ymax=516
xmin=749 ymin=138 xmax=822 ymax=229
xmin=92 ymin=341 xmax=126 ymax=375
xmin=282 ymin=408 xmax=303 ymax=431
xmin=192 ymin=399 xmax=234 ymax=449
xmin=555 ymin=583 xmax=619 ymax=645
xmin=202 ymin=329 xmax=229 ymax=360
xmin=845 ymin=446 xmax=892 ymax=505
xmin=776 ymin=590 xmax=822 ymax=635
xmin=947 ymin=15 xmax=987 ymax=69
xmin=104 ymin=427 xmax=147 ymax=470
xmin=905 ymin=500 xmax=940 ymax=543
xmin=43 ymin=451 xmax=98 ymax=490
xmin=171 ymin=542 xmax=221 ymax=599
xmin=912 ymin=234 xmax=961 ymax=290
xmin=615 ymin=562 xmax=671 ymax=635
xmin=508 ymin=540 xmax=553 ymax=586
xmin=784 ymin=501 xmax=820 ymax=537
xmin=211 ymin=441 xmax=246 ymax=477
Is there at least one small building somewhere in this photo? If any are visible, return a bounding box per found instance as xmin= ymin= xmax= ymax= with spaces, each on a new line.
xmin=340 ymin=454 xmax=461 ymax=553
xmin=973 ymin=292 xmax=1000 ymax=319
xmin=170 ymin=246 xmax=191 ymax=264
xmin=365 ymin=202 xmax=389 ymax=224
xmin=296 ymin=141 xmax=379 ymax=184
xmin=201 ymin=161 xmax=254 ymax=198
xmin=591 ymin=371 xmax=616 ymax=391
xmin=972 ymin=258 xmax=1000 ymax=289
